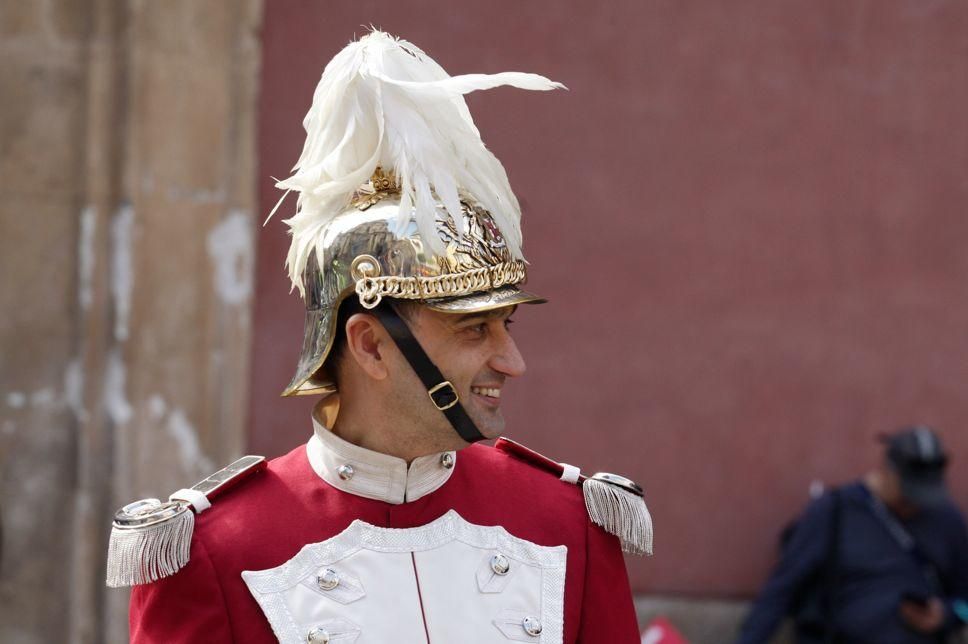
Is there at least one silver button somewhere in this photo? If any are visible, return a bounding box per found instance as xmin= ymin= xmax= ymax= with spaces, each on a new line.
xmin=490 ymin=553 xmax=510 ymax=576
xmin=316 ymin=568 xmax=340 ymax=590
xmin=440 ymin=452 xmax=454 ymax=469
xmin=337 ymin=464 xmax=354 ymax=480
xmin=307 ymin=627 xmax=330 ymax=643
xmin=522 ymin=616 xmax=542 ymax=636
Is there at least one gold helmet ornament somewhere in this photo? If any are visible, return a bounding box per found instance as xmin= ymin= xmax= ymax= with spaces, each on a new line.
xmin=271 ymin=30 xmax=563 ymax=442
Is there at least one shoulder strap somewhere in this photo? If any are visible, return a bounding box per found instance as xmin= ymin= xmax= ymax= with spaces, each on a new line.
xmin=864 ymin=489 xmax=944 ymax=594
xmin=820 ymin=487 xmax=843 ymax=643
xmin=372 ymin=305 xmax=485 ymax=443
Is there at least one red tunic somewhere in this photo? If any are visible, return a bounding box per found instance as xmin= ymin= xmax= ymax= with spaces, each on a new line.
xmin=129 ymin=441 xmax=640 ymax=642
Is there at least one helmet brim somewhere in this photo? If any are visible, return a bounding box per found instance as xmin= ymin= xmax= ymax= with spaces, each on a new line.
xmin=423 ymin=285 xmax=547 ymax=314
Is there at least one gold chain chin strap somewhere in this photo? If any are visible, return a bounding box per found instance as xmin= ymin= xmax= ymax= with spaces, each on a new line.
xmin=355 ymin=261 xmax=527 ymax=309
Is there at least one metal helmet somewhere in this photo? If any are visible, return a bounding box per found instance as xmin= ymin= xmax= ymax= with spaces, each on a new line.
xmin=270 ymin=31 xmax=563 ymax=397
xmin=283 ymin=169 xmax=545 ymax=397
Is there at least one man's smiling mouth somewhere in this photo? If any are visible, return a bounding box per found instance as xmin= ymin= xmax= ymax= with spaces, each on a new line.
xmin=470 ymin=386 xmax=501 ymax=399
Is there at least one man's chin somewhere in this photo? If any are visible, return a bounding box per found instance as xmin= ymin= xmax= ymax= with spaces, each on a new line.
xmin=468 ymin=411 xmax=505 ymax=440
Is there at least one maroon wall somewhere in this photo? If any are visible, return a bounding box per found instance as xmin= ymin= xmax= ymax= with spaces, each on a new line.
xmin=251 ymin=0 xmax=968 ymax=596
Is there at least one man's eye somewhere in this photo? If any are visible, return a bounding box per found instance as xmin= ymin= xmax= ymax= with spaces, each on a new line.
xmin=460 ymin=323 xmax=487 ymax=337
xmin=503 ymin=318 xmax=515 ymax=329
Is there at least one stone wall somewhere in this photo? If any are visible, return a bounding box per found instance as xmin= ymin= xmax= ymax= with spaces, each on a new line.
xmin=0 ymin=2 xmax=262 ymax=642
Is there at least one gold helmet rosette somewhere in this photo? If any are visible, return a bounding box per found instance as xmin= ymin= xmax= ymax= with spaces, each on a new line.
xmin=271 ymin=31 xmax=563 ymax=396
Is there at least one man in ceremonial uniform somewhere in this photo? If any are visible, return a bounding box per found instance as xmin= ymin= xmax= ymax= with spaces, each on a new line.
xmin=107 ymin=31 xmax=652 ymax=643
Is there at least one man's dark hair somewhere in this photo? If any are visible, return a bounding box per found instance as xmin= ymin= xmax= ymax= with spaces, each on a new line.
xmin=326 ymin=297 xmax=421 ymax=384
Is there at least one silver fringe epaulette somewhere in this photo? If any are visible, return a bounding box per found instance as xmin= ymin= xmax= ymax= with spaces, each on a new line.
xmin=495 ymin=438 xmax=653 ymax=556
xmin=106 ymin=455 xmax=266 ymax=588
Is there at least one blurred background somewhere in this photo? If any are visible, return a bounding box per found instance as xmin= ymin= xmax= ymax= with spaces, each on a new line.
xmin=2 ymin=1 xmax=966 ymax=642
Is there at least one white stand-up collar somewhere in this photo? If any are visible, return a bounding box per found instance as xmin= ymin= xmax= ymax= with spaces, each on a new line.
xmin=306 ymin=415 xmax=457 ymax=504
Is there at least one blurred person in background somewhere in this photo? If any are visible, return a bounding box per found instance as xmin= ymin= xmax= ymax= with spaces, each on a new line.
xmin=735 ymin=425 xmax=968 ymax=644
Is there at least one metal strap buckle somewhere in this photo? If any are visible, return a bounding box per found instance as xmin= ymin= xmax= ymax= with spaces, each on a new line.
xmin=428 ymin=381 xmax=459 ymax=411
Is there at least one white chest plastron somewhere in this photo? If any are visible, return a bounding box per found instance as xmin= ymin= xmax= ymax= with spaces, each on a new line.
xmin=241 ymin=510 xmax=567 ymax=643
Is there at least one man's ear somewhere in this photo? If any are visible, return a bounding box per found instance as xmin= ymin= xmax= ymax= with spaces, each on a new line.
xmin=344 ymin=313 xmax=389 ymax=380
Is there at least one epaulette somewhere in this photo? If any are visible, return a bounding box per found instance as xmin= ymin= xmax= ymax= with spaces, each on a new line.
xmin=106 ymin=455 xmax=267 ymax=588
xmin=495 ymin=438 xmax=653 ymax=556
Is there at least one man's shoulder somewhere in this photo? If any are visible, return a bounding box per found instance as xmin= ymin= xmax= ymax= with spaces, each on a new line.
xmin=926 ymin=498 xmax=968 ymax=535
xmin=458 ymin=441 xmax=587 ymax=518
xmin=793 ymin=481 xmax=864 ymax=527
xmin=107 ymin=444 xmax=322 ymax=588
xmin=464 ymin=438 xmax=653 ymax=556
xmin=463 ymin=440 xmax=580 ymax=490
xmin=189 ymin=445 xmax=315 ymax=532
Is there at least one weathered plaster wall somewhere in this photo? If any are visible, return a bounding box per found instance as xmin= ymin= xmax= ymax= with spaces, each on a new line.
xmin=0 ymin=2 xmax=262 ymax=642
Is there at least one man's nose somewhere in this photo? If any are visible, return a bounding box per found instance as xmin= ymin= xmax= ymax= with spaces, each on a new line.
xmin=491 ymin=329 xmax=526 ymax=378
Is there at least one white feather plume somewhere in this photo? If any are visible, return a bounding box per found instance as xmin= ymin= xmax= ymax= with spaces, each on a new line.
xmin=271 ymin=30 xmax=564 ymax=297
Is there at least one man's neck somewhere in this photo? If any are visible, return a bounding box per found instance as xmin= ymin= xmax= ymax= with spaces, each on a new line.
xmin=332 ymin=414 xmax=415 ymax=463
xmin=864 ymin=470 xmax=916 ymax=519
xmin=322 ymin=396 xmax=460 ymax=465
xmin=864 ymin=471 xmax=886 ymax=502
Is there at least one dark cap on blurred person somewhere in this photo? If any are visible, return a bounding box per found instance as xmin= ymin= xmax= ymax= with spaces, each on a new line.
xmin=881 ymin=426 xmax=949 ymax=507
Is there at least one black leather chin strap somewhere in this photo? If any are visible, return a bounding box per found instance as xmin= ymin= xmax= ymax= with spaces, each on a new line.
xmin=371 ymin=305 xmax=486 ymax=443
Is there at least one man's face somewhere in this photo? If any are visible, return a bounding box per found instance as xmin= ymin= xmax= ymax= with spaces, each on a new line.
xmin=881 ymin=464 xmax=921 ymax=518
xmin=402 ymin=304 xmax=526 ymax=441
